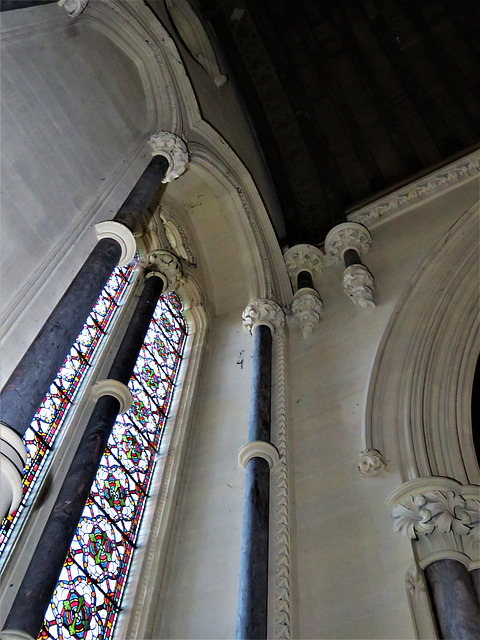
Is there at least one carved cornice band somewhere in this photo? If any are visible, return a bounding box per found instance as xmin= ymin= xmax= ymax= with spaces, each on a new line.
xmin=242 ymin=299 xmax=285 ymax=335
xmin=149 ymin=132 xmax=189 ymax=183
xmin=91 ymin=379 xmax=133 ymax=414
xmin=237 ymin=441 xmax=280 ymax=470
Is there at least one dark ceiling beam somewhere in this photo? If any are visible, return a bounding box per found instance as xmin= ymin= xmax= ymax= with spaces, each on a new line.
xmin=0 ymin=0 xmax=57 ymax=11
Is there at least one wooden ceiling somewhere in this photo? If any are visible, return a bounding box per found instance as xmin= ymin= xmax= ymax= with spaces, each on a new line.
xmin=201 ymin=0 xmax=480 ymax=245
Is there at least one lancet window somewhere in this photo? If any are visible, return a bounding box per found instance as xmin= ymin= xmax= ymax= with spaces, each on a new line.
xmin=39 ymin=293 xmax=187 ymax=640
xmin=0 ymin=262 xmax=136 ymax=556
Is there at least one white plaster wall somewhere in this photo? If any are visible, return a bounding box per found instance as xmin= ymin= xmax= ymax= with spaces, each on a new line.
xmin=154 ymin=311 xmax=253 ymax=639
xmin=0 ymin=4 xmax=152 ymax=387
xmin=290 ymin=179 xmax=479 ymax=639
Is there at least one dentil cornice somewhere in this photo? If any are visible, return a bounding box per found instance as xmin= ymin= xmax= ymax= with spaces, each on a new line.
xmin=324 ymin=222 xmax=372 ymax=263
xmin=342 ymin=264 xmax=375 ymax=308
xmin=58 ymin=0 xmax=88 ymax=17
xmin=291 ymin=288 xmax=322 ymax=338
xmin=147 ymin=250 xmax=184 ymax=292
xmin=283 ymin=244 xmax=324 ymax=283
xmin=242 ymin=299 xmax=285 ymax=335
xmin=149 ymin=132 xmax=189 ymax=183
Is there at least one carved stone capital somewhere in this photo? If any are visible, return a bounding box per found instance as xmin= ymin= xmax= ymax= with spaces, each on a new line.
xmin=0 ymin=422 xmax=27 ymax=520
xmin=91 ymin=380 xmax=132 ymax=414
xmin=358 ymin=448 xmax=386 ymax=476
xmin=324 ymin=222 xmax=372 ymax=263
xmin=283 ymin=244 xmax=324 ymax=283
xmin=343 ymin=264 xmax=375 ymax=308
xmin=57 ymin=0 xmax=88 ymax=17
xmin=95 ymin=220 xmax=137 ymax=267
xmin=147 ymin=250 xmax=184 ymax=292
xmin=149 ymin=132 xmax=189 ymax=183
xmin=388 ymin=478 xmax=480 ymax=542
xmin=291 ymin=288 xmax=323 ymax=338
xmin=238 ymin=441 xmax=280 ymax=470
xmin=242 ymin=299 xmax=285 ymax=335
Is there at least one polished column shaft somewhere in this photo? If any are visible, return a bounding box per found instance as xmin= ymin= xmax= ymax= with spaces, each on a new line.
xmin=424 ymin=559 xmax=480 ymax=640
xmin=297 ymin=270 xmax=313 ymax=290
xmin=3 ymin=274 xmax=165 ymax=639
xmin=343 ymin=247 xmax=362 ymax=268
xmin=0 ymin=156 xmax=168 ymax=439
xmin=237 ymin=324 xmax=272 ymax=640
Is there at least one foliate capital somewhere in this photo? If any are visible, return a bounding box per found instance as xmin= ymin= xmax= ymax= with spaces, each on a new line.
xmin=358 ymin=448 xmax=386 ymax=477
xmin=324 ymin=222 xmax=372 ymax=263
xmin=343 ymin=264 xmax=375 ymax=308
xmin=242 ymin=299 xmax=285 ymax=335
xmin=283 ymin=244 xmax=324 ymax=283
xmin=291 ymin=288 xmax=323 ymax=338
xmin=147 ymin=250 xmax=184 ymax=292
xmin=149 ymin=132 xmax=189 ymax=183
xmin=57 ymin=0 xmax=88 ymax=17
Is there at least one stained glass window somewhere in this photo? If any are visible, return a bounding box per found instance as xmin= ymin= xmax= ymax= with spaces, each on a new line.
xmin=40 ymin=292 xmax=187 ymax=640
xmin=0 ymin=263 xmax=136 ymax=556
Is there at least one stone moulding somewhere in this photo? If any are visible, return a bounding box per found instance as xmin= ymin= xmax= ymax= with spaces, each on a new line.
xmin=348 ymin=149 xmax=480 ymax=228
xmin=271 ymin=326 xmax=292 ymax=640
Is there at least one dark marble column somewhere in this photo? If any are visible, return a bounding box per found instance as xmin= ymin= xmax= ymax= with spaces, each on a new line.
xmin=297 ymin=270 xmax=313 ymax=291
xmin=0 ymin=155 xmax=168 ymax=441
xmin=3 ymin=273 xmax=165 ymax=640
xmin=343 ymin=247 xmax=362 ymax=268
xmin=470 ymin=568 xmax=480 ymax=605
xmin=424 ymin=559 xmax=480 ymax=640
xmin=237 ymin=323 xmax=272 ymax=640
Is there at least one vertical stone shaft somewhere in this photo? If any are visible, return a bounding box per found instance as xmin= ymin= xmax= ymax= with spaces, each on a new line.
xmin=0 ymin=156 xmax=168 ymax=439
xmin=297 ymin=270 xmax=313 ymax=290
xmin=237 ymin=324 xmax=272 ymax=640
xmin=343 ymin=247 xmax=362 ymax=268
xmin=3 ymin=274 xmax=165 ymax=640
xmin=424 ymin=559 xmax=480 ymax=640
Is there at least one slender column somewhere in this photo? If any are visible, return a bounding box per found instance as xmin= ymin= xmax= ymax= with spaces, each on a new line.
xmin=424 ymin=560 xmax=480 ymax=640
xmin=325 ymin=222 xmax=375 ymax=308
xmin=237 ymin=300 xmax=284 ymax=640
xmin=284 ymin=244 xmax=324 ymax=337
xmin=0 ymin=134 xmax=187 ymax=447
xmin=470 ymin=568 xmax=480 ymax=604
xmin=2 ymin=269 xmax=171 ymax=640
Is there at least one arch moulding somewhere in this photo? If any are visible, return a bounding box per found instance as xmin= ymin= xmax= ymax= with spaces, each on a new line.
xmin=365 ymin=203 xmax=479 ymax=486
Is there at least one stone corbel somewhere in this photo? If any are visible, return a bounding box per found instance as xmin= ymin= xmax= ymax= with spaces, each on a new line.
xmin=57 ymin=0 xmax=88 ymax=17
xmin=242 ymin=299 xmax=285 ymax=335
xmin=291 ymin=288 xmax=323 ymax=338
xmin=325 ymin=222 xmax=375 ymax=308
xmin=147 ymin=250 xmax=184 ymax=292
xmin=149 ymin=132 xmax=189 ymax=183
xmin=358 ymin=448 xmax=386 ymax=477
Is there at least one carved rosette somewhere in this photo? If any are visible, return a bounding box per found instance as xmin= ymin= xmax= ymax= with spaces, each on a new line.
xmin=358 ymin=448 xmax=386 ymax=477
xmin=324 ymin=222 xmax=372 ymax=263
xmin=291 ymin=288 xmax=323 ymax=338
xmin=390 ymin=487 xmax=480 ymax=541
xmin=283 ymin=244 xmax=324 ymax=284
xmin=149 ymin=132 xmax=189 ymax=183
xmin=57 ymin=0 xmax=88 ymax=17
xmin=242 ymin=299 xmax=285 ymax=335
xmin=343 ymin=264 xmax=375 ymax=308
xmin=147 ymin=250 xmax=184 ymax=292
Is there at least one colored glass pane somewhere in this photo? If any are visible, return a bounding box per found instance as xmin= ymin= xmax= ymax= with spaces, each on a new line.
xmin=0 ymin=262 xmax=135 ymax=556
xmin=41 ymin=292 xmax=186 ymax=640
